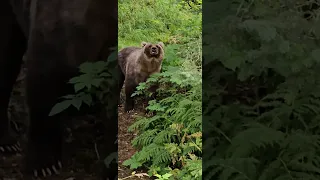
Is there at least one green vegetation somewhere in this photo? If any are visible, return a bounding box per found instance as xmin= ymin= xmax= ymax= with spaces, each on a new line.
xmin=119 ymin=0 xmax=202 ymax=179
xmin=203 ymin=1 xmax=320 ymax=180
xmin=49 ymin=0 xmax=202 ymax=179
xmin=118 ymin=0 xmax=201 ymax=48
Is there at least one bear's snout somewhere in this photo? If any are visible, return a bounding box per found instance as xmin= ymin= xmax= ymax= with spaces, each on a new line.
xmin=150 ymin=46 xmax=158 ymax=54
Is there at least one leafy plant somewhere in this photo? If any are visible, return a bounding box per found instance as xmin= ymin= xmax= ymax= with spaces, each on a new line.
xmin=47 ymin=50 xmax=119 ymax=169
xmin=119 ymin=0 xmax=202 ymax=177
xmin=49 ymin=51 xmax=117 ymax=116
xmin=203 ymin=0 xmax=320 ymax=179
xmin=123 ymin=36 xmax=202 ymax=179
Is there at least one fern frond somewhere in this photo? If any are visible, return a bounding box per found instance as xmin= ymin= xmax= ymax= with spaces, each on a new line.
xmin=153 ymin=129 xmax=176 ymax=144
xmin=132 ymin=129 xmax=159 ymax=146
xmin=204 ymin=157 xmax=259 ymax=180
xmin=227 ymin=124 xmax=285 ymax=158
xmin=136 ymin=144 xmax=171 ymax=165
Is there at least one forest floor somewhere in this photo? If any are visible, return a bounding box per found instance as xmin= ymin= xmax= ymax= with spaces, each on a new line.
xmin=0 ymin=66 xmax=151 ymax=180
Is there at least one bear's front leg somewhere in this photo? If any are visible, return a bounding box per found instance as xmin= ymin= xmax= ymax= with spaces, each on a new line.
xmin=24 ymin=61 xmax=67 ymax=177
xmin=124 ymin=77 xmax=138 ymax=112
xmin=23 ymin=22 xmax=74 ymax=177
xmin=25 ymin=124 xmax=63 ymax=177
xmin=0 ymin=1 xmax=26 ymax=154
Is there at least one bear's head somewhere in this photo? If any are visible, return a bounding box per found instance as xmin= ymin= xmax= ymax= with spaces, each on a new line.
xmin=141 ymin=42 xmax=165 ymax=59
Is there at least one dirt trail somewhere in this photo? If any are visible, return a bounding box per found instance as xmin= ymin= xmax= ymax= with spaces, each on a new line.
xmin=0 ymin=67 xmax=151 ymax=180
xmin=118 ymin=105 xmax=151 ymax=180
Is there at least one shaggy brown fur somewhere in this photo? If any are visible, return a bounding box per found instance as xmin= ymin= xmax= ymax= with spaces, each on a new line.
xmin=0 ymin=0 xmax=118 ymax=179
xmin=118 ymin=41 xmax=165 ymax=112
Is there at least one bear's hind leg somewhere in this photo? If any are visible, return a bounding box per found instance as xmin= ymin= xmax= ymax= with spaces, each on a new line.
xmin=124 ymin=77 xmax=137 ymax=112
xmin=0 ymin=1 xmax=26 ymax=154
xmin=119 ymin=67 xmax=125 ymax=106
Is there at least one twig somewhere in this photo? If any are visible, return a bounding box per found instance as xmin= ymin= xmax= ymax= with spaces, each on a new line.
xmin=94 ymin=143 xmax=100 ymax=160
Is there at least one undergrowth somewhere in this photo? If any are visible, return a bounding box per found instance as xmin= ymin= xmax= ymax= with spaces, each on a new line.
xmin=118 ymin=0 xmax=201 ymax=48
xmin=120 ymin=0 xmax=202 ymax=179
xmin=49 ymin=0 xmax=202 ymax=179
xmin=203 ymin=0 xmax=320 ymax=179
xmin=123 ymin=38 xmax=202 ymax=179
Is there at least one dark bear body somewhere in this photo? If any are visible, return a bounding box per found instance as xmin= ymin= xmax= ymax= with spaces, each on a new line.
xmin=118 ymin=42 xmax=165 ymax=112
xmin=0 ymin=0 xmax=118 ymax=179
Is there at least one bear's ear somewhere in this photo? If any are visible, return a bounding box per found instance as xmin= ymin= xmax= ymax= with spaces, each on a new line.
xmin=158 ymin=42 xmax=165 ymax=48
xmin=141 ymin=42 xmax=147 ymax=47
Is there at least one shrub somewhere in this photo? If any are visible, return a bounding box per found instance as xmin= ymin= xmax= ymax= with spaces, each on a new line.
xmin=123 ymin=38 xmax=202 ymax=180
xmin=203 ymin=1 xmax=320 ymax=179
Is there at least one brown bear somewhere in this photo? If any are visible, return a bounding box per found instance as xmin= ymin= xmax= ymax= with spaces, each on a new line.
xmin=118 ymin=42 xmax=165 ymax=112
xmin=0 ymin=0 xmax=118 ymax=179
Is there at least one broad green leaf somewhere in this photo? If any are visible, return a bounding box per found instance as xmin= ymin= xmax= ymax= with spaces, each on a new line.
xmin=92 ymin=61 xmax=107 ymax=73
xmin=162 ymin=173 xmax=173 ymax=179
xmin=311 ymin=49 xmax=320 ymax=62
xmin=107 ymin=51 xmax=118 ymax=62
xmin=278 ymin=40 xmax=290 ymax=54
xmin=79 ymin=62 xmax=94 ymax=73
xmin=80 ymin=94 xmax=93 ymax=106
xmin=49 ymin=100 xmax=73 ymax=116
xmin=72 ymin=99 xmax=82 ymax=110
xmin=222 ymin=56 xmax=243 ymax=71
xmin=69 ymin=76 xmax=81 ymax=84
xmin=100 ymin=72 xmax=111 ymax=78
xmin=123 ymin=157 xmax=143 ymax=169
xmin=92 ymin=78 xmax=103 ymax=87
xmin=62 ymin=94 xmax=76 ymax=99
xmin=74 ymin=83 xmax=86 ymax=92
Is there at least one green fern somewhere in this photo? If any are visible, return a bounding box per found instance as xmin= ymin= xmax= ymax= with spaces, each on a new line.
xmin=124 ymin=41 xmax=202 ymax=179
xmin=203 ymin=1 xmax=320 ymax=180
xmin=132 ymin=129 xmax=159 ymax=146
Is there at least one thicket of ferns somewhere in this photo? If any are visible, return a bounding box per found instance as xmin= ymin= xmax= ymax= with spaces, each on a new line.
xmin=124 ymin=38 xmax=202 ymax=179
xmin=203 ymin=0 xmax=320 ymax=180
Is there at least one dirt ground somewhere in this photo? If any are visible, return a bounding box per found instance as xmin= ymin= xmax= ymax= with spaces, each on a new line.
xmin=117 ymin=105 xmax=151 ymax=180
xmin=0 ymin=66 xmax=151 ymax=180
